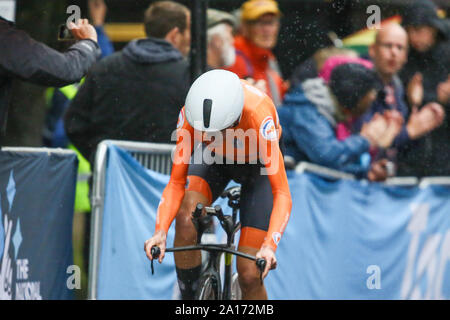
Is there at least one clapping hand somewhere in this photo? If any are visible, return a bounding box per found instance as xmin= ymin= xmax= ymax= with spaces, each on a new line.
xmin=406 ymin=102 xmax=445 ymax=140
xmin=437 ymin=75 xmax=450 ymax=106
xmin=407 ymin=73 xmax=424 ymax=108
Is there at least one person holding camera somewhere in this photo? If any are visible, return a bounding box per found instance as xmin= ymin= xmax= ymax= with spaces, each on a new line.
xmin=0 ymin=16 xmax=100 ymax=145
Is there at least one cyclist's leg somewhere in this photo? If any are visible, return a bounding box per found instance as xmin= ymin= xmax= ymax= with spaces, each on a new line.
xmin=174 ymin=190 xmax=208 ymax=300
xmin=174 ymin=144 xmax=230 ymax=299
xmin=235 ymin=163 xmax=273 ymax=300
xmin=236 ymin=245 xmax=267 ymax=299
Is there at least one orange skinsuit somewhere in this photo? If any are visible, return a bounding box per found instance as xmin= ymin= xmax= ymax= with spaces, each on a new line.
xmin=225 ymin=35 xmax=288 ymax=106
xmin=155 ymin=80 xmax=292 ymax=252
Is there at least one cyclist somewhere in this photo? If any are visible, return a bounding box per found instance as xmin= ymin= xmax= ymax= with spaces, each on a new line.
xmin=144 ymin=69 xmax=292 ymax=300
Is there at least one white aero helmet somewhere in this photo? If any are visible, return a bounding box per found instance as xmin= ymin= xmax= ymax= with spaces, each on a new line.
xmin=185 ymin=69 xmax=244 ymax=132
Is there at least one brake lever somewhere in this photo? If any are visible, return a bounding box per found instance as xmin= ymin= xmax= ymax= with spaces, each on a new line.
xmin=151 ymin=260 xmax=154 ymax=275
xmin=256 ymin=258 xmax=267 ymax=285
xmin=150 ymin=246 xmax=161 ymax=275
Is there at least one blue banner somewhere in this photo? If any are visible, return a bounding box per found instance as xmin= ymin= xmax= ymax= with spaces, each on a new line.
xmin=270 ymin=172 xmax=450 ymax=299
xmin=0 ymin=149 xmax=77 ymax=300
xmin=97 ymin=145 xmax=450 ymax=299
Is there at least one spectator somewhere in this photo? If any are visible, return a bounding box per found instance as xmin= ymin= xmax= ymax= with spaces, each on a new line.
xmin=400 ymin=0 xmax=450 ymax=106
xmin=318 ymin=55 xmax=373 ymax=83
xmin=206 ymin=9 xmax=237 ymax=69
xmin=0 ymin=17 xmax=100 ymax=146
xmin=279 ymin=63 xmax=402 ymax=180
xmin=225 ymin=0 xmax=287 ymax=106
xmin=65 ymin=1 xmax=191 ymax=164
xmin=289 ymin=47 xmax=358 ymax=89
xmin=354 ymin=24 xmax=445 ymax=170
xmin=398 ymin=0 xmax=450 ymax=176
xmin=41 ymin=2 xmax=116 ymax=296
xmin=43 ymin=0 xmax=115 ymax=148
xmin=89 ymin=0 xmax=115 ymax=59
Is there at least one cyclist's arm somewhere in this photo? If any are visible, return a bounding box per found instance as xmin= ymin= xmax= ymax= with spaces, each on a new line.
xmin=262 ymin=148 xmax=292 ymax=252
xmin=154 ymin=108 xmax=194 ymax=234
xmin=253 ymin=106 xmax=292 ymax=252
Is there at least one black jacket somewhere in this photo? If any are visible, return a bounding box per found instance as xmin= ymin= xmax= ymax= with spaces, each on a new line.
xmin=397 ymin=37 xmax=450 ymax=177
xmin=399 ymin=41 xmax=450 ymax=106
xmin=0 ymin=17 xmax=100 ymax=139
xmin=64 ymin=37 xmax=190 ymax=163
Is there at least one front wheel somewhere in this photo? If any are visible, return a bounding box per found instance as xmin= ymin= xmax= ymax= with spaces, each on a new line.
xmin=195 ymin=274 xmax=219 ymax=300
xmin=231 ymin=273 xmax=242 ymax=300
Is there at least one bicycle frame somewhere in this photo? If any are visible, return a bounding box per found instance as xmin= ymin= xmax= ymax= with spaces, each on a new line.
xmin=168 ymin=203 xmax=244 ymax=300
xmin=151 ymin=187 xmax=266 ymax=300
xmin=165 ymin=243 xmax=257 ymax=300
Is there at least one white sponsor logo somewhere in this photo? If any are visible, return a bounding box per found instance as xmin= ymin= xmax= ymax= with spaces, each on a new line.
xmin=260 ymin=117 xmax=277 ymax=141
xmin=401 ymin=203 xmax=450 ymax=299
xmin=272 ymin=232 xmax=281 ymax=245
xmin=1 ymin=171 xmax=42 ymax=300
xmin=0 ymin=214 xmax=13 ymax=300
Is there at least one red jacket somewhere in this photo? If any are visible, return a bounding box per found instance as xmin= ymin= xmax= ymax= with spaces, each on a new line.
xmin=226 ymin=35 xmax=287 ymax=106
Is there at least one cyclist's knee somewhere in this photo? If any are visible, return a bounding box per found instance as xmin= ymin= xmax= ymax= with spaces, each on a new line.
xmin=175 ymin=204 xmax=193 ymax=229
xmin=176 ymin=193 xmax=202 ymax=224
xmin=237 ymin=263 xmax=261 ymax=290
xmin=175 ymin=191 xmax=208 ymax=241
xmin=175 ymin=205 xmax=195 ymax=242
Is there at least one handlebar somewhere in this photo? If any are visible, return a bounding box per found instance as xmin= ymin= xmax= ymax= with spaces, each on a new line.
xmin=220 ymin=186 xmax=241 ymax=201
xmin=151 ymin=246 xmax=160 ymax=259
xmin=220 ymin=186 xmax=241 ymax=211
xmin=193 ymin=203 xmax=203 ymax=218
xmin=150 ymin=245 xmax=267 ymax=283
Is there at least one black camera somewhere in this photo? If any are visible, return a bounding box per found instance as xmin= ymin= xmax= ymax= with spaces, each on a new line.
xmin=58 ymin=24 xmax=75 ymax=41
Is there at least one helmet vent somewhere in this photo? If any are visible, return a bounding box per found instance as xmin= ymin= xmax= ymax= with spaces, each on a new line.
xmin=203 ymin=99 xmax=212 ymax=128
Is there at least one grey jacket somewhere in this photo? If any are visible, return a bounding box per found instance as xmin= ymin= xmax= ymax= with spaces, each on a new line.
xmin=0 ymin=16 xmax=100 ymax=141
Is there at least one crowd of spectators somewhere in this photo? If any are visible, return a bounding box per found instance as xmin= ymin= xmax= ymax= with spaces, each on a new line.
xmin=1 ymin=0 xmax=449 ymax=300
xmin=65 ymin=0 xmax=192 ymax=164
xmin=275 ymin=0 xmax=449 ymax=180
xmin=397 ymin=0 xmax=450 ymax=176
xmin=225 ymin=0 xmax=288 ymax=106
xmin=1 ymin=0 xmax=449 ymax=181
xmin=0 ymin=0 xmax=449 ymax=301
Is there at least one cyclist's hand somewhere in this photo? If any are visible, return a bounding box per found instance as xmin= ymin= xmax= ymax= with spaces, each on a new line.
xmin=144 ymin=230 xmax=167 ymax=263
xmin=256 ymin=245 xmax=277 ymax=279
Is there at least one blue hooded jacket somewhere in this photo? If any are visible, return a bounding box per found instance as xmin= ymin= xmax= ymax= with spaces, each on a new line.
xmin=279 ymin=78 xmax=371 ymax=176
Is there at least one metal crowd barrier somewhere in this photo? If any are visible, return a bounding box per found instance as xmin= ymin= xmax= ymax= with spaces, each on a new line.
xmin=88 ymin=140 xmax=175 ymax=300
xmin=87 ymin=140 xmax=450 ymax=299
xmin=1 ymin=146 xmax=76 ymax=155
xmin=295 ymin=161 xmax=450 ymax=187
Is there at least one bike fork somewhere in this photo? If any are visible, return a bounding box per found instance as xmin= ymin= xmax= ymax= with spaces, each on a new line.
xmin=201 ymin=250 xmax=223 ymax=299
xmin=222 ymin=252 xmax=234 ymax=300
